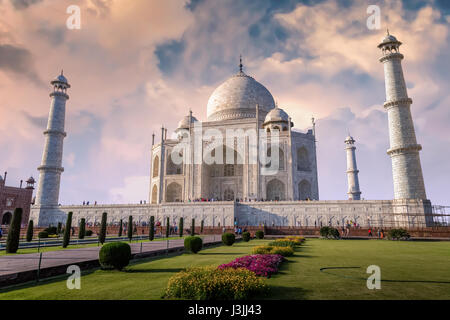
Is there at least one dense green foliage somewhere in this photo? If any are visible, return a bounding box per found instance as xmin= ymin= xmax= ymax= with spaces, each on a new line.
xmin=98 ymin=212 xmax=108 ymax=244
xmin=118 ymin=219 xmax=123 ymax=237
xmin=99 ymin=242 xmax=131 ymax=270
xmin=78 ymin=218 xmax=86 ymax=239
xmin=255 ymin=230 xmax=264 ymax=239
xmin=200 ymin=220 xmax=204 ymax=234
xmin=164 ymin=266 xmax=267 ymax=300
xmin=184 ymin=236 xmax=203 ymax=253
xmin=57 ymin=222 xmax=62 ymax=234
xmin=38 ymin=231 xmax=49 ymax=239
xmin=268 ymin=240 xmax=297 ymax=248
xmin=44 ymin=226 xmax=57 ymax=235
xmin=252 ymin=245 xmax=294 ymax=257
xmin=62 ymin=212 xmax=73 ymax=248
xmin=127 ymin=216 xmax=133 ymax=241
xmin=26 ymin=220 xmax=34 ymax=242
xmin=179 ymin=217 xmax=184 ymax=238
xmin=388 ymin=228 xmax=411 ymax=240
xmin=242 ymin=231 xmax=251 ymax=242
xmin=149 ymin=216 xmax=155 ymax=241
xmin=85 ymin=230 xmax=93 ymax=236
xmin=222 ymin=232 xmax=235 ymax=246
xmin=191 ymin=218 xmax=195 ymax=236
xmin=5 ymin=208 xmax=22 ymax=253
xmin=320 ymin=226 xmax=340 ymax=239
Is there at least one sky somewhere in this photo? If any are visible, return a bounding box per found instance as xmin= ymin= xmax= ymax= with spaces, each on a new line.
xmin=0 ymin=0 xmax=449 ymax=205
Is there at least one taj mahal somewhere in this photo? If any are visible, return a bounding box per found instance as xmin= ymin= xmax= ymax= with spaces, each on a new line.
xmin=29 ymin=32 xmax=433 ymax=229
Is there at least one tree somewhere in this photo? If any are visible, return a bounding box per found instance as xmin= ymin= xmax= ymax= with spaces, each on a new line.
xmin=200 ymin=220 xmax=204 ymax=234
xmin=179 ymin=217 xmax=184 ymax=238
xmin=99 ymin=212 xmax=107 ymax=244
xmin=62 ymin=212 xmax=73 ymax=248
xmin=166 ymin=217 xmax=170 ymax=238
xmin=78 ymin=218 xmax=86 ymax=239
xmin=57 ymin=222 xmax=62 ymax=235
xmin=26 ymin=220 xmax=34 ymax=242
xmin=118 ymin=219 xmax=123 ymax=237
xmin=127 ymin=215 xmax=133 ymax=241
xmin=191 ymin=218 xmax=195 ymax=236
xmin=6 ymin=208 xmax=23 ymax=253
xmin=149 ymin=216 xmax=155 ymax=241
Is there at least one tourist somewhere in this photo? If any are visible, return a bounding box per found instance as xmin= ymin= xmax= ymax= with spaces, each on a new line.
xmin=368 ymin=228 xmax=372 ymax=237
xmin=0 ymin=227 xmax=3 ymax=239
xmin=377 ymin=228 xmax=381 ymax=238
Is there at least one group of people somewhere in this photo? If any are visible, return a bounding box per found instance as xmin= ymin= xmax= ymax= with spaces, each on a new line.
xmin=368 ymin=227 xmax=385 ymax=239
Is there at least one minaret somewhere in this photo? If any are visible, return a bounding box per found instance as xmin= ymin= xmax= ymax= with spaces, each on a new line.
xmin=378 ymin=31 xmax=427 ymax=200
xmin=35 ymin=71 xmax=70 ymax=208
xmin=345 ymin=135 xmax=361 ymax=200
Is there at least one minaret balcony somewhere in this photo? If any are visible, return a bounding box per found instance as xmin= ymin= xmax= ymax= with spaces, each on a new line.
xmin=383 ymin=98 xmax=413 ymax=110
xmin=387 ymin=144 xmax=422 ymax=156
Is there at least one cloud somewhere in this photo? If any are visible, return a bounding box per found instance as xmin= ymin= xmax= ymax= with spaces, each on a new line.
xmin=0 ymin=44 xmax=43 ymax=85
xmin=10 ymin=0 xmax=43 ymax=10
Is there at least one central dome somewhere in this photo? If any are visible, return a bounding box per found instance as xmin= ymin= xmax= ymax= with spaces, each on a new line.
xmin=206 ymin=71 xmax=276 ymax=121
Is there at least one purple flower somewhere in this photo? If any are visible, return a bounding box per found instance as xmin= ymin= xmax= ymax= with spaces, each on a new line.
xmin=218 ymin=254 xmax=284 ymax=277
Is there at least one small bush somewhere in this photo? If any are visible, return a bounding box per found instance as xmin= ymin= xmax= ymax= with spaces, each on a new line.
xmin=85 ymin=230 xmax=93 ymax=236
xmin=38 ymin=231 xmax=49 ymax=239
xmin=44 ymin=226 xmax=57 ymax=235
xmin=99 ymin=242 xmax=131 ymax=270
xmin=164 ymin=266 xmax=267 ymax=300
xmin=388 ymin=228 xmax=410 ymax=241
xmin=255 ymin=230 xmax=264 ymax=239
xmin=252 ymin=245 xmax=294 ymax=257
xmin=283 ymin=236 xmax=305 ymax=244
xmin=222 ymin=233 xmax=235 ymax=246
xmin=242 ymin=231 xmax=251 ymax=242
xmin=320 ymin=226 xmax=340 ymax=239
xmin=184 ymin=236 xmax=203 ymax=253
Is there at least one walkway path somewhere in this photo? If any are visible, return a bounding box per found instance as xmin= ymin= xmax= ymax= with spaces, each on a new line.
xmin=0 ymin=235 xmax=222 ymax=286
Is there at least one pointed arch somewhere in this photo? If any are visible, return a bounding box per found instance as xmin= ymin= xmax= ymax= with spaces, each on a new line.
xmin=166 ymin=182 xmax=182 ymax=202
xmin=1 ymin=212 xmax=12 ymax=225
xmin=298 ymin=179 xmax=312 ymax=200
xmin=151 ymin=185 xmax=158 ymax=204
xmin=266 ymin=179 xmax=285 ymax=201
xmin=297 ymin=147 xmax=310 ymax=171
xmin=223 ymin=188 xmax=235 ymax=201
xmin=152 ymin=156 xmax=160 ymax=178
xmin=266 ymin=147 xmax=285 ymax=171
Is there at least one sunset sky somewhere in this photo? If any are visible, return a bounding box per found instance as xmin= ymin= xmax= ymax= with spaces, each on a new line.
xmin=0 ymin=0 xmax=449 ymax=205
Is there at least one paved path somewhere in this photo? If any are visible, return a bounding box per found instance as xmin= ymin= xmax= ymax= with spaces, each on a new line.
xmin=0 ymin=235 xmax=222 ymax=278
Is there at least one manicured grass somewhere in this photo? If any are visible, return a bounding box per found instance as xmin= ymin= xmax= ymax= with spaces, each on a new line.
xmin=0 ymin=239 xmax=449 ymax=300
xmin=0 ymin=236 xmax=186 ymax=256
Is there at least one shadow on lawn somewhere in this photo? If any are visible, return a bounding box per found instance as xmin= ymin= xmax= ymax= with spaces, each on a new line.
xmin=255 ymin=285 xmax=310 ymax=300
xmin=124 ymin=268 xmax=184 ymax=274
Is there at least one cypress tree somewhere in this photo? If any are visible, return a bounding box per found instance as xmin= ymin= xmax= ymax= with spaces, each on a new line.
xmin=179 ymin=217 xmax=184 ymax=238
xmin=191 ymin=218 xmax=195 ymax=236
xmin=149 ymin=216 xmax=155 ymax=241
xmin=6 ymin=208 xmax=23 ymax=253
xmin=99 ymin=212 xmax=107 ymax=244
xmin=200 ymin=220 xmax=204 ymax=234
xmin=118 ymin=219 xmax=123 ymax=237
xmin=57 ymin=222 xmax=62 ymax=234
xmin=165 ymin=217 xmax=170 ymax=238
xmin=127 ymin=215 xmax=133 ymax=241
xmin=62 ymin=212 xmax=73 ymax=248
xmin=78 ymin=218 xmax=86 ymax=239
xmin=26 ymin=220 xmax=34 ymax=242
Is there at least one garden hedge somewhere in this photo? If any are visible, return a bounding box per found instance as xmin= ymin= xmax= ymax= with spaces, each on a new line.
xmin=242 ymin=231 xmax=251 ymax=242
xmin=99 ymin=242 xmax=131 ymax=270
xmin=184 ymin=236 xmax=203 ymax=253
xmin=222 ymin=232 xmax=235 ymax=246
xmin=255 ymin=230 xmax=264 ymax=239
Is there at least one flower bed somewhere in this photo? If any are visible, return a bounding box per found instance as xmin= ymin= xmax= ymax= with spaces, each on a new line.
xmin=252 ymin=245 xmax=294 ymax=257
xmin=164 ymin=266 xmax=267 ymax=300
xmin=218 ymin=254 xmax=284 ymax=277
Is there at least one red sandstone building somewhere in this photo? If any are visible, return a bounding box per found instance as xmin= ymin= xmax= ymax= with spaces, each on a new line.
xmin=0 ymin=172 xmax=35 ymax=226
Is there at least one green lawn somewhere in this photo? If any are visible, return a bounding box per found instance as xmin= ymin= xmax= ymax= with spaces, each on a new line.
xmin=1 ymin=238 xmax=449 ymax=300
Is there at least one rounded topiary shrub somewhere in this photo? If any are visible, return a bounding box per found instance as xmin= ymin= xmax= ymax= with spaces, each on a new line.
xmin=388 ymin=228 xmax=410 ymax=241
xmin=44 ymin=226 xmax=57 ymax=235
xmin=222 ymin=232 xmax=235 ymax=246
xmin=38 ymin=231 xmax=49 ymax=239
xmin=184 ymin=236 xmax=203 ymax=253
xmin=255 ymin=230 xmax=264 ymax=239
xmin=242 ymin=231 xmax=251 ymax=242
xmin=99 ymin=242 xmax=131 ymax=270
xmin=85 ymin=230 xmax=93 ymax=236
